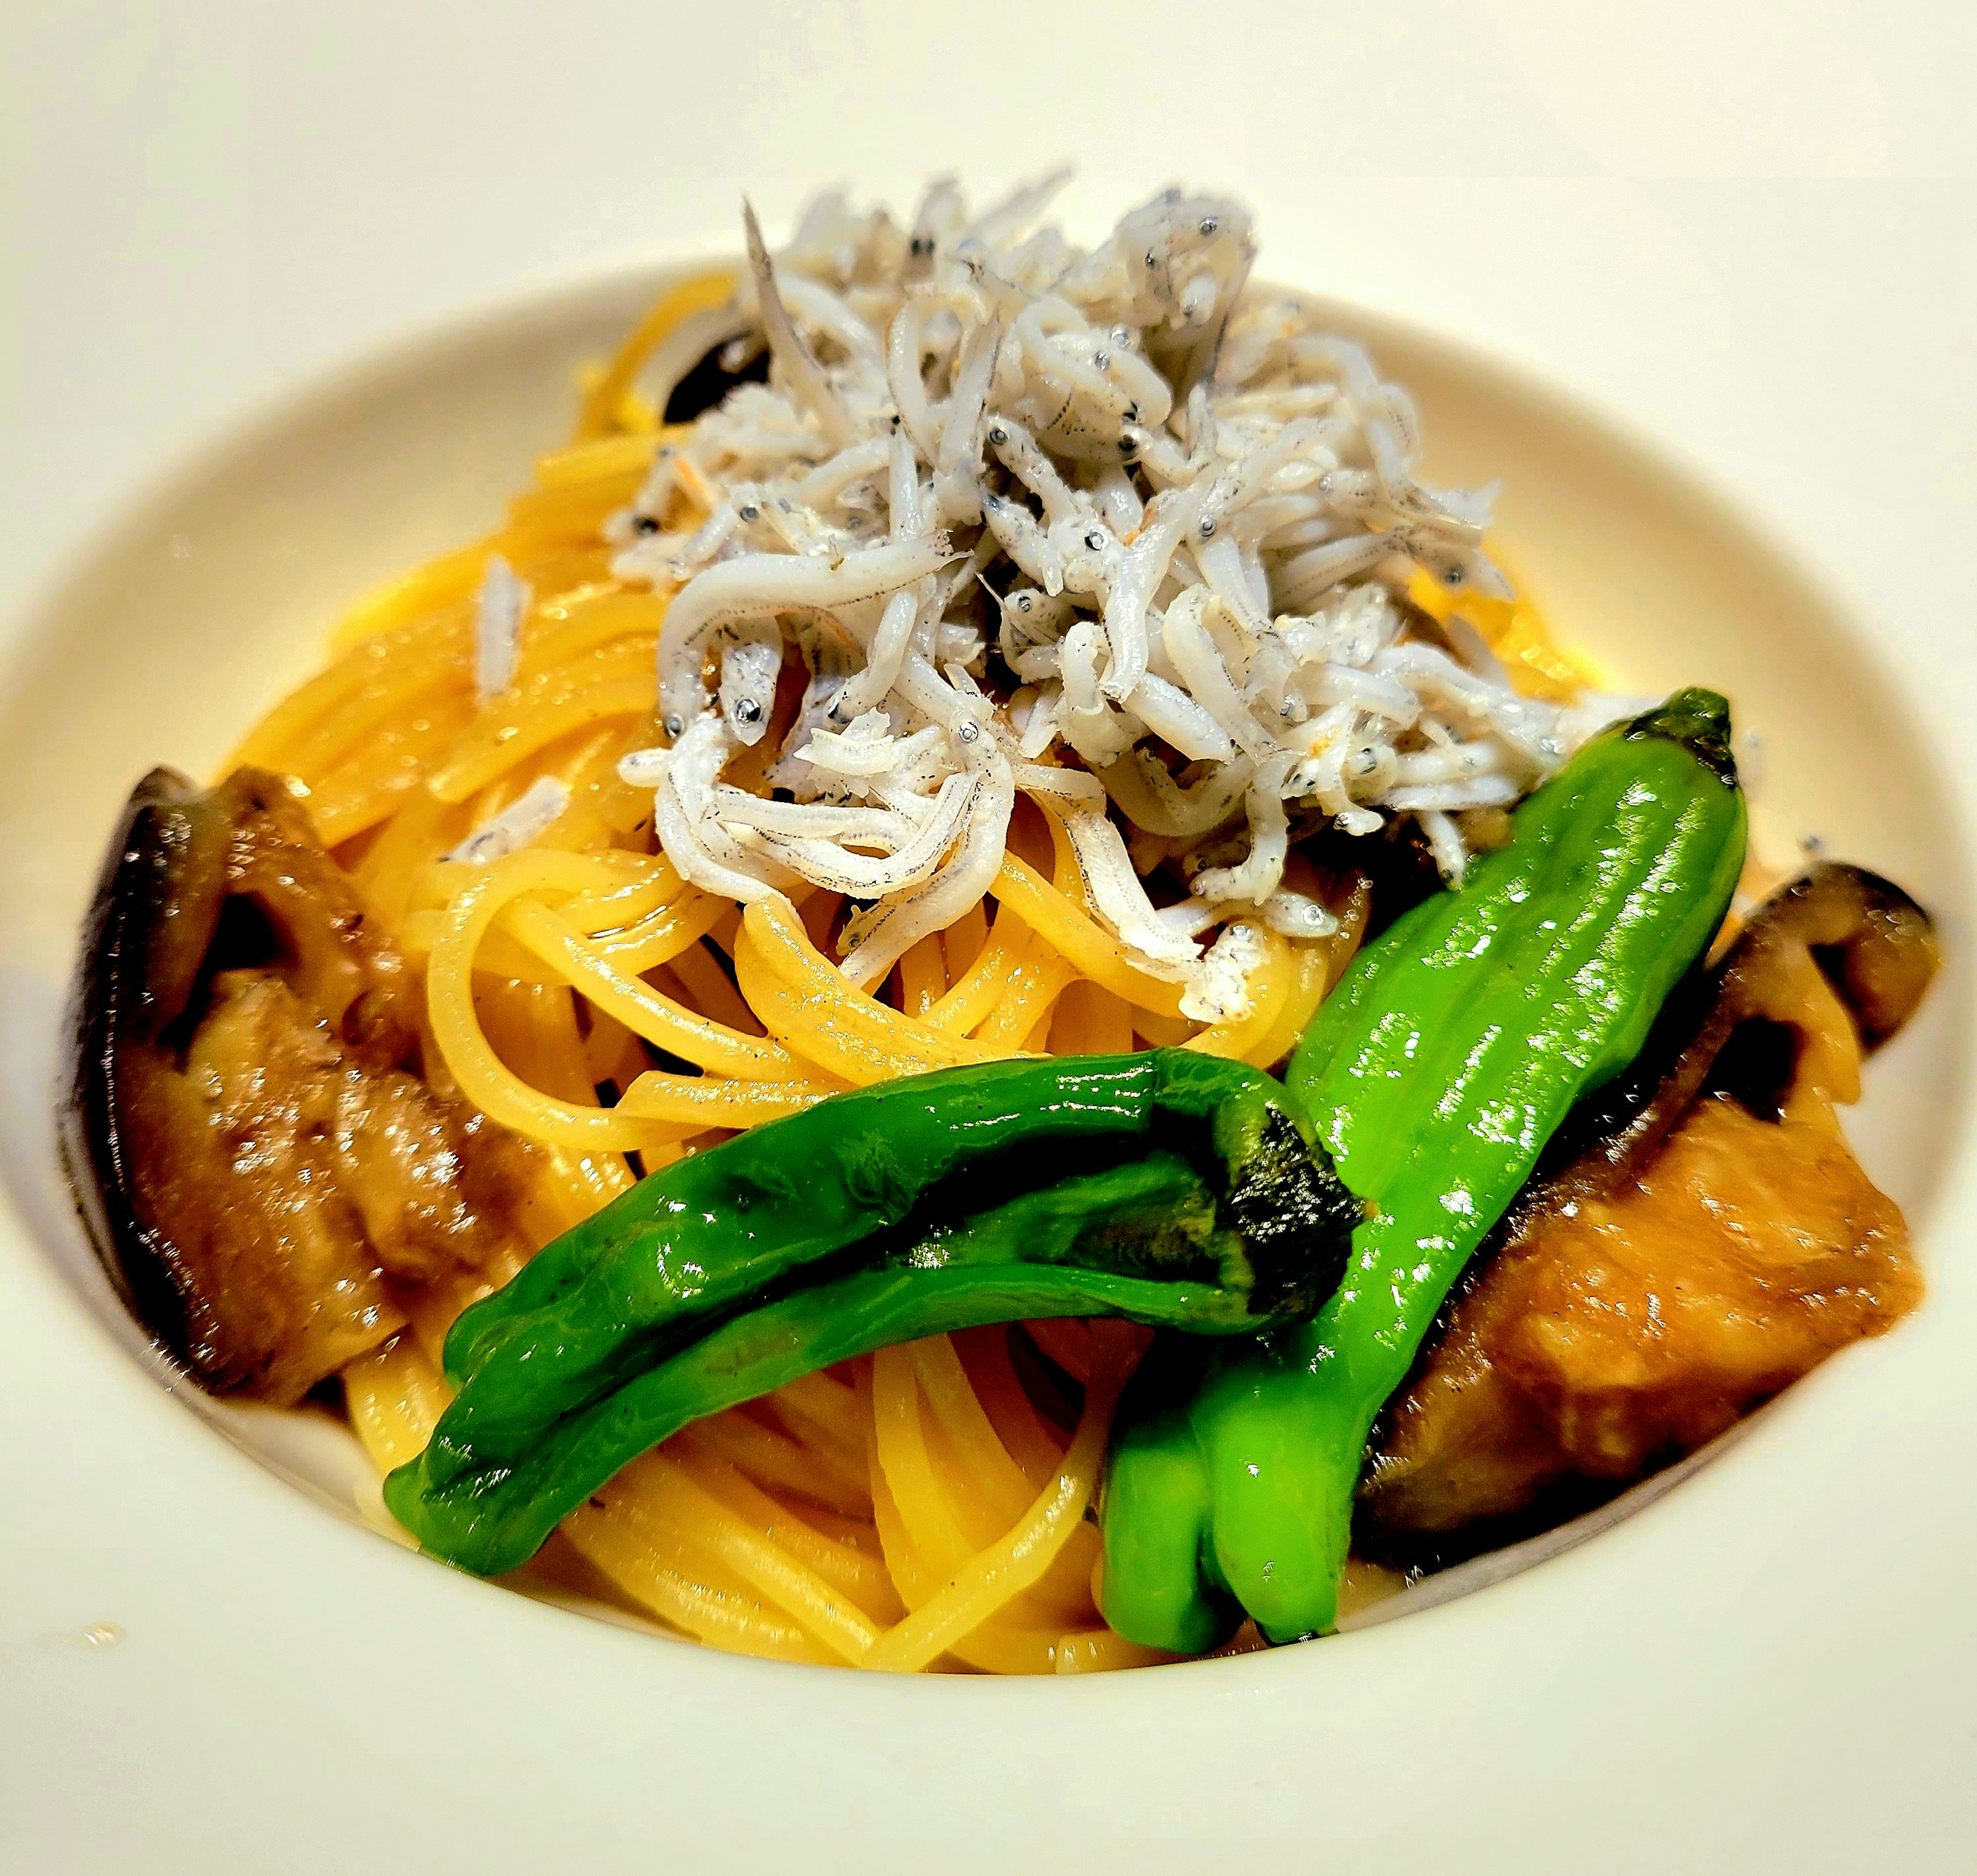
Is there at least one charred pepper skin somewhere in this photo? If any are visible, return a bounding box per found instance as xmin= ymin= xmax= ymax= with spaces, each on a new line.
xmin=385 ymin=1052 xmax=1360 ymax=1575
xmin=1099 ymin=690 xmax=1748 ymax=1652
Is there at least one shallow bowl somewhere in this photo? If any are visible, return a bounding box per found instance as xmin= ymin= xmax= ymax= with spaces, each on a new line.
xmin=2 ymin=261 xmax=1967 ymax=1866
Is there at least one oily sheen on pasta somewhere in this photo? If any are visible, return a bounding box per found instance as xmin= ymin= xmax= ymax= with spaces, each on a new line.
xmin=196 ymin=179 xmax=1617 ymax=1669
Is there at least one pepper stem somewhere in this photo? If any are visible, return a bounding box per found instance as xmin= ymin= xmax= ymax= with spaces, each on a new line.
xmin=1622 ymin=687 xmax=1737 ymax=785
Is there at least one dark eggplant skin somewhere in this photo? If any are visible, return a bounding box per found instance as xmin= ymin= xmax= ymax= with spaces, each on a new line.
xmin=1526 ymin=861 xmax=1941 ymax=1213
xmin=1357 ymin=861 xmax=1939 ymax=1569
xmin=663 ymin=336 xmax=770 ymax=425
xmin=61 ymin=766 xmax=218 ymax=1373
xmin=62 ymin=767 xmax=533 ymax=1403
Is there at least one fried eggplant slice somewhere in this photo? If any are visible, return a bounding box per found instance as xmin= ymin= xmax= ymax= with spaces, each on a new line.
xmin=63 ymin=766 xmax=532 ymax=1405
xmin=1359 ymin=863 xmax=1938 ymax=1566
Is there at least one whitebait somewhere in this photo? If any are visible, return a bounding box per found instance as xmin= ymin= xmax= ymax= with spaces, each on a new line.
xmin=609 ymin=180 xmax=1629 ymax=1010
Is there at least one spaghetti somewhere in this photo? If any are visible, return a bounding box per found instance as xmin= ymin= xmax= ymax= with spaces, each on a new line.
xmin=226 ymin=184 xmax=1579 ymax=1673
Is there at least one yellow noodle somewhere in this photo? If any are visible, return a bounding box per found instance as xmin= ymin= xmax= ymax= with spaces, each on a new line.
xmin=344 ymin=1335 xmax=450 ymax=1472
xmin=761 ymin=1493 xmax=888 ymax=1561
xmin=1244 ymin=939 xmax=1333 ymax=1071
xmin=573 ymin=271 xmax=739 ymax=441
xmin=495 ymin=897 xmax=803 ymax=1079
xmin=515 ymin=604 xmax=664 ymax=680
xmin=1049 ymin=980 xmax=1136 ymax=1056
xmin=659 ymin=941 xmax=759 ymax=1035
xmin=562 ymin=1498 xmax=836 ymax=1665
xmin=691 ymin=1407 xmax=873 ymax=1518
xmin=941 ymin=898 xmax=989 ymax=979
xmin=897 ymin=933 xmax=948 ymax=1017
xmin=304 ymin=698 xmax=480 ymax=846
xmin=427 ymin=650 xmax=656 ymax=803
xmin=612 ymin=1451 xmax=882 ymax=1665
xmin=499 ymin=473 xmax=649 ymax=550
xmin=1182 ymin=926 xmax=1294 ymax=1061
xmin=616 ymin=1071 xmax=835 ymax=1129
xmin=907 ymin=1337 xmax=1035 ymax=1527
xmin=326 ymin=540 xmax=498 ymax=655
xmin=874 ymin=1351 xmax=1095 ymax=1634
xmin=863 ymin=1325 xmax=1137 ymax=1673
xmin=230 ymin=616 xmax=458 ymax=773
xmin=278 ymin=618 xmax=472 ymax=779
xmin=356 ymin=783 xmax=471 ymax=934
xmin=736 ymin=899 xmax=998 ymax=1080
xmin=853 ymin=1359 xmax=1066 ymax=1673
xmin=955 ymin=1330 xmax=1070 ymax=1489
xmin=429 ymin=854 xmax=684 ymax=1151
xmin=668 ymin=1437 xmax=904 ymax=1624
xmin=969 ymin=941 xmax=1076 ymax=1051
xmin=1053 ymin=1629 xmax=1178 ymax=1674
xmin=532 ymin=431 xmax=665 ymax=488
xmin=1025 ymin=1318 xmax=1096 ymax=1386
xmin=872 ymin=1345 xmax=979 ymax=1581
xmin=222 ymin=264 xmax=1569 ymax=1675
xmin=925 ymin=907 xmax=1032 ymax=1035
xmin=990 ymin=855 xmax=1187 ymax=1018
xmin=761 ymin=1367 xmax=868 ymax=1457
xmin=555 ymin=864 xmax=683 ymax=935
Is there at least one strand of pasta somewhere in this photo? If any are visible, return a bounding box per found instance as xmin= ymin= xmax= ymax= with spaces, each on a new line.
xmin=573 ymin=270 xmax=738 ymax=440
xmin=533 ymin=431 xmax=669 ymax=488
xmin=325 ymin=541 xmax=500 ymax=657
xmin=427 ymin=648 xmax=656 ymax=803
xmin=666 ymin=1434 xmax=904 ymax=1622
xmin=494 ymin=896 xmax=806 ymax=1080
xmin=609 ymin=1452 xmax=883 ymax=1665
xmin=615 ymin=1071 xmax=835 ymax=1130
xmin=345 ymin=1335 xmax=451 ymax=1473
xmin=231 ymin=611 xmax=470 ymax=775
xmin=470 ymin=977 xmax=645 ymax=1212
xmin=942 ymin=900 xmax=989 ymax=978
xmin=735 ymin=898 xmax=1003 ymax=1082
xmin=860 ymin=1364 xmax=1066 ymax=1674
xmin=288 ymin=261 xmax=1585 ymax=1674
xmin=970 ymin=938 xmax=1077 ymax=1051
xmin=561 ymin=1492 xmax=838 ymax=1665
xmin=657 ymin=941 xmax=759 ymax=1033
xmin=925 ymin=906 xmax=1034 ymax=1034
xmin=429 ymin=851 xmax=688 ymax=1151
xmin=1182 ymin=925 xmax=1295 ymax=1062
xmin=513 ymin=596 xmax=667 ymax=679
xmin=907 ymin=1336 xmax=1038 ymax=1525
xmin=687 ymin=1405 xmax=874 ymax=1518
xmin=760 ymin=1370 xmax=871 ymax=1480
xmin=951 ymin=1329 xmax=1072 ymax=1486
xmin=862 ymin=1325 xmax=1138 ymax=1673
xmin=896 ymin=933 xmax=948 ymax=1017
xmin=280 ymin=622 xmax=473 ymax=781
xmin=990 ymin=854 xmax=1188 ymax=1018
xmin=308 ymin=697 xmax=482 ymax=847
xmin=872 ymin=1344 xmax=1094 ymax=1632
xmin=1048 ymin=980 xmax=1136 ymax=1056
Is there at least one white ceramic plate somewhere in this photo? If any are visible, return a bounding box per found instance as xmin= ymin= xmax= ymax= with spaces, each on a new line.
xmin=2 ymin=264 xmax=1970 ymax=1871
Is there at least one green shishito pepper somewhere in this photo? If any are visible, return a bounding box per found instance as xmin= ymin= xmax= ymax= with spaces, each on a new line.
xmin=1100 ymin=689 xmax=1748 ymax=1651
xmin=385 ymin=1051 xmax=1361 ymax=1575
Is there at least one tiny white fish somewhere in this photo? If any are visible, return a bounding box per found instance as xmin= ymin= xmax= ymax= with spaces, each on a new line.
xmin=447 ymin=775 xmax=569 ymax=864
xmin=474 ymin=554 xmax=530 ymax=704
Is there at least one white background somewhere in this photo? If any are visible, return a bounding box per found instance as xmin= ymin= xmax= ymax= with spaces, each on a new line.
xmin=3 ymin=4 xmax=1974 ymax=1869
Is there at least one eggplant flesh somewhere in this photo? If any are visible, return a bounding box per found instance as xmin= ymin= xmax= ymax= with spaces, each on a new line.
xmin=1359 ymin=863 xmax=1939 ymax=1567
xmin=63 ymin=767 xmax=532 ymax=1405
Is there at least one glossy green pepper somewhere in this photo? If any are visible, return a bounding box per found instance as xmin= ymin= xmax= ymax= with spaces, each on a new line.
xmin=1100 ymin=689 xmax=1748 ymax=1650
xmin=386 ymin=1050 xmax=1360 ymax=1575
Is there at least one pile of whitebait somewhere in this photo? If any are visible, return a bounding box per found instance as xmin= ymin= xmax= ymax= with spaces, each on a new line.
xmin=604 ymin=177 xmax=1626 ymax=1016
